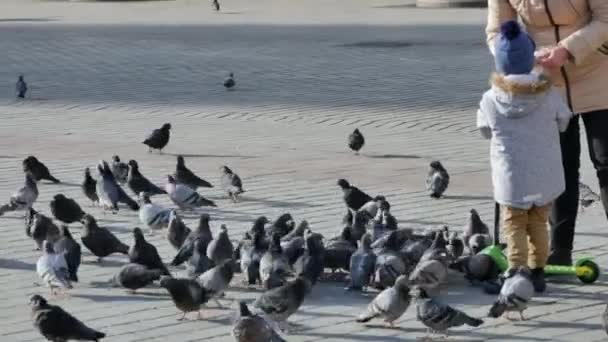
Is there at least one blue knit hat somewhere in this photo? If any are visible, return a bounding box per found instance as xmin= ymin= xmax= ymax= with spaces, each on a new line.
xmin=494 ymin=21 xmax=536 ymax=75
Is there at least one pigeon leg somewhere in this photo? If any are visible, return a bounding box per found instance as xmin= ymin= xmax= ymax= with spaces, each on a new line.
xmin=197 ymin=311 xmax=204 ymax=320
xmin=213 ymin=298 xmax=225 ymax=308
xmin=519 ymin=311 xmax=526 ymax=321
xmin=177 ymin=312 xmax=187 ymax=321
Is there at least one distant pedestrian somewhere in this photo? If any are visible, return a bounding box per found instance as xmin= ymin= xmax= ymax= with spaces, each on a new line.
xmin=212 ymin=0 xmax=220 ymax=12
xmin=16 ymin=75 xmax=27 ymax=99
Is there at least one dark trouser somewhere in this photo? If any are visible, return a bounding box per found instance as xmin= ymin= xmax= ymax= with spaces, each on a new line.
xmin=550 ymin=110 xmax=608 ymax=252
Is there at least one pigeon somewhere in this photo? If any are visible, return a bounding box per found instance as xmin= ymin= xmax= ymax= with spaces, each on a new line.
xmin=171 ymin=213 xmax=213 ymax=266
xmin=224 ymin=72 xmax=235 ymax=89
xmin=25 ymin=208 xmax=60 ymax=250
xmin=129 ymin=227 xmax=171 ymax=276
xmin=16 ymin=75 xmax=27 ymax=98
xmin=419 ymin=230 xmax=450 ymax=266
xmin=324 ymin=226 xmax=357 ymax=273
xmin=110 ymin=155 xmax=129 ymax=185
xmin=197 ymin=259 xmax=235 ymax=307
xmin=143 ymin=123 xmax=171 ymax=153
xmin=464 ymin=209 xmax=491 ymax=255
xmin=348 ymin=233 xmax=376 ymax=291
xmin=232 ymin=301 xmax=286 ymax=342
xmin=138 ymin=192 xmax=171 ymax=232
xmin=337 ymin=179 xmax=373 ymax=212
xmin=360 ymin=195 xmax=386 ymax=222
xmin=293 ymin=230 xmax=325 ymax=285
xmin=580 ymin=182 xmax=601 ymax=209
xmin=241 ymin=231 xmax=268 ymax=285
xmin=160 ymin=276 xmax=212 ymax=320
xmin=212 ymin=0 xmax=220 ymax=11
xmin=0 ymin=173 xmax=38 ymax=216
xmin=220 ymin=165 xmax=245 ymax=202
xmin=374 ymin=252 xmax=407 ymax=290
xmin=267 ymin=213 xmax=296 ymax=239
xmin=449 ymin=254 xmax=502 ymax=285
xmin=50 ymin=194 xmax=86 ymax=224
xmin=445 ymin=228 xmax=465 ymax=260
xmin=260 ymin=233 xmax=293 ymax=289
xmin=253 ymin=276 xmax=312 ymax=331
xmin=282 ymin=235 xmax=305 ymax=266
xmin=281 ymin=219 xmax=308 ymax=243
xmin=409 ymin=259 xmax=448 ymax=296
xmin=186 ymin=238 xmax=214 ymax=278
xmin=96 ymin=160 xmax=139 ymax=212
xmin=167 ymin=210 xmax=191 ymax=250
xmin=207 ymin=224 xmax=234 ymax=265
xmin=351 ymin=210 xmax=372 ymax=243
xmin=174 ymin=155 xmax=213 ymax=189
xmin=127 ymin=159 xmax=166 ymax=196
xmin=80 ymin=214 xmax=129 ymax=261
xmin=23 ymin=156 xmax=60 ymax=183
xmin=37 ymin=241 xmax=73 ymax=294
xmin=342 ymin=209 xmax=354 ymax=226
xmin=348 ymin=128 xmax=365 ymax=154
xmin=416 ymin=289 xmax=483 ymax=337
xmin=488 ymin=267 xmax=534 ymax=320
xmin=82 ymin=168 xmax=99 ymax=205
xmin=29 ymin=295 xmax=105 ymax=341
xmin=53 ymin=225 xmax=81 ymax=282
xmin=357 ymin=275 xmax=411 ymax=327
xmin=250 ymin=216 xmax=270 ymax=236
xmin=112 ymin=263 xmax=163 ymax=293
xmin=372 ymin=200 xmax=398 ymax=241
xmin=426 ymin=160 xmax=450 ymax=198
xmin=166 ymin=175 xmax=216 ymax=210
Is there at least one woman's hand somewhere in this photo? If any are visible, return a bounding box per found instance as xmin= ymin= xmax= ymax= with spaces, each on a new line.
xmin=536 ymin=46 xmax=572 ymax=72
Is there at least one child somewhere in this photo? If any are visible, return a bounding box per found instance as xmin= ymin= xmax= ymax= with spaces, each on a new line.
xmin=477 ymin=21 xmax=572 ymax=293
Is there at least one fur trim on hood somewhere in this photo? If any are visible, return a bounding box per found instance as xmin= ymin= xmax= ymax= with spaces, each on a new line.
xmin=490 ymin=72 xmax=552 ymax=95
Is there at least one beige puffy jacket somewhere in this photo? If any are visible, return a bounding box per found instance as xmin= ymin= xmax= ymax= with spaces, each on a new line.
xmin=487 ymin=0 xmax=608 ymax=114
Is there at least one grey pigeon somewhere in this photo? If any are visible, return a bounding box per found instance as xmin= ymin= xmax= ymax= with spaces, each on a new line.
xmin=232 ymin=301 xmax=286 ymax=342
xmin=197 ymin=260 xmax=235 ymax=307
xmin=127 ymin=159 xmax=166 ymax=196
xmin=112 ymin=263 xmax=163 ymax=293
xmin=293 ymin=230 xmax=325 ymax=285
xmin=409 ymin=259 xmax=448 ymax=296
xmin=171 ymin=213 xmax=213 ymax=266
xmin=25 ymin=207 xmax=60 ymax=250
xmin=220 ymin=165 xmax=245 ymax=202
xmin=416 ymin=289 xmax=483 ymax=337
xmin=53 ymin=225 xmax=81 ymax=282
xmin=80 ymin=214 xmax=129 ymax=261
xmin=82 ymin=167 xmax=99 ymax=205
xmin=23 ymin=156 xmax=60 ymax=183
xmin=174 ymin=155 xmax=213 ymax=189
xmin=166 ymin=175 xmax=216 ymax=210
xmin=281 ymin=219 xmax=308 ymax=242
xmin=281 ymin=235 xmax=305 ymax=266
xmin=360 ymin=195 xmax=386 ymax=219
xmin=213 ymin=0 xmax=220 ymax=11
xmin=143 ymin=123 xmax=171 ymax=153
xmin=0 ymin=173 xmax=38 ymax=216
xmin=580 ymin=181 xmax=601 ymax=209
xmin=267 ymin=213 xmax=296 ymax=239
xmin=351 ymin=210 xmax=372 ymax=243
xmin=29 ymin=295 xmax=105 ymax=341
xmin=260 ymin=233 xmax=292 ymax=289
xmin=253 ymin=276 xmax=312 ymax=331
xmin=348 ymin=128 xmax=365 ymax=154
xmin=241 ymin=231 xmax=268 ymax=285
xmin=207 ymin=224 xmax=234 ymax=266
xmin=129 ymin=227 xmax=170 ymax=276
xmin=488 ymin=267 xmax=534 ymax=320
xmin=160 ymin=276 xmax=212 ymax=320
xmin=37 ymin=241 xmax=73 ymax=294
xmin=426 ymin=160 xmax=449 ymax=198
xmin=445 ymin=227 xmax=465 ymax=260
xmin=186 ymin=238 xmax=213 ymax=278
xmin=338 ymin=178 xmax=373 ymax=212
xmin=50 ymin=193 xmax=86 ymax=224
xmin=348 ymin=233 xmax=376 ymax=291
xmin=357 ymin=275 xmax=410 ymax=326
xmin=138 ymin=192 xmax=171 ymax=232
xmin=464 ymin=209 xmax=491 ymax=255
xmin=224 ymin=72 xmax=235 ymax=89
xmin=111 ymin=155 xmax=129 ymax=185
xmin=167 ymin=210 xmax=191 ymax=250
xmin=419 ymin=230 xmax=450 ymax=266
xmin=374 ymin=252 xmax=406 ymax=290
xmin=96 ymin=160 xmax=139 ymax=212
xmin=250 ymin=216 xmax=270 ymax=236
xmin=16 ymin=75 xmax=27 ymax=98
xmin=371 ymin=199 xmax=398 ymax=241
xmin=324 ymin=226 xmax=357 ymax=273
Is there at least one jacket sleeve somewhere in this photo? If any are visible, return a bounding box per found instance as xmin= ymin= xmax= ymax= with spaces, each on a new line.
xmin=477 ymin=92 xmax=493 ymax=139
xmin=486 ymin=0 xmax=517 ymax=55
xmin=560 ymin=0 xmax=608 ymax=64
xmin=552 ymin=89 xmax=573 ymax=132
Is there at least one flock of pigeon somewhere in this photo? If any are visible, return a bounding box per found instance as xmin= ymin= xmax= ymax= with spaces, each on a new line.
xmin=6 ymin=76 xmax=606 ymax=341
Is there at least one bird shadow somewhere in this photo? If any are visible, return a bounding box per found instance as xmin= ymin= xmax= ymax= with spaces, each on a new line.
xmin=220 ymin=11 xmax=244 ymax=15
xmin=237 ymin=195 xmax=321 ymax=209
xmin=366 ymin=154 xmax=421 ymax=159
xmin=81 ymin=258 xmax=128 ymax=268
xmin=72 ymin=293 xmax=168 ymax=302
xmin=442 ymin=194 xmax=494 ymax=201
xmin=0 ymin=18 xmax=59 ymax=22
xmin=165 ymin=152 xmax=257 ymax=159
xmin=53 ymin=181 xmax=81 ymax=188
xmin=0 ymin=258 xmax=36 ymax=271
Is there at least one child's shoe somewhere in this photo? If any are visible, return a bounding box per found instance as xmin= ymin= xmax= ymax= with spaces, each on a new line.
xmin=531 ymin=268 xmax=546 ymax=293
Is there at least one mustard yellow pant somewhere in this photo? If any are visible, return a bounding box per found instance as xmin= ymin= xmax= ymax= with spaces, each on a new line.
xmin=502 ymin=204 xmax=551 ymax=269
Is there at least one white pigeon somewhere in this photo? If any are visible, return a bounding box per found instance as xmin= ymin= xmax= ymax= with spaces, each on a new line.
xmin=36 ymin=241 xmax=72 ymax=294
xmin=0 ymin=173 xmax=38 ymax=216
xmin=138 ymin=192 xmax=171 ymax=231
xmin=165 ymin=175 xmax=216 ymax=210
xmin=488 ymin=266 xmax=534 ymax=320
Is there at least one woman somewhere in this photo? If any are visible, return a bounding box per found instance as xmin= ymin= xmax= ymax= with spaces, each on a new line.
xmin=486 ymin=0 xmax=608 ymax=266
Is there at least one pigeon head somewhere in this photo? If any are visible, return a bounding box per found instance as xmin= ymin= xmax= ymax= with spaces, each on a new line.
xmin=379 ymin=199 xmax=391 ymax=212
xmin=139 ymin=192 xmax=152 ymax=204
xmin=293 ymin=220 xmax=309 ymax=236
xmin=132 ymin=227 xmax=145 ymax=242
xmin=112 ymin=155 xmax=121 ymax=163
xmin=128 ymin=159 xmax=139 ymax=169
xmin=373 ymin=195 xmax=386 ymax=202
xmin=251 ymin=216 xmax=269 ymax=235
xmin=84 ymin=167 xmax=92 ymax=177
xmin=237 ymin=301 xmax=252 ymax=317
xmin=270 ymin=232 xmax=282 ymax=248
xmin=53 ymin=193 xmax=67 ymax=201
xmin=220 ymin=165 xmax=233 ymax=174
xmin=176 ymin=155 xmax=185 ymax=167
xmin=28 ymin=294 xmax=48 ymax=309
xmin=337 ymin=179 xmax=351 ymax=189
xmin=340 ymin=225 xmax=352 ymax=241
xmin=469 ymin=234 xmax=490 ymax=254
xmin=275 ymin=213 xmax=294 ymax=228
xmin=167 ymin=175 xmax=177 ymax=184
xmin=18 ymin=75 xmax=24 ymax=81
xmin=305 ymin=231 xmax=324 ymax=252
xmin=161 ymin=123 xmax=172 ymax=131
xmin=80 ymin=214 xmax=96 ymax=227
xmin=430 ymin=160 xmax=444 ymax=170
xmin=219 ymin=224 xmax=228 ymax=234
xmin=60 ymin=225 xmax=73 ymax=239
xmin=353 ymin=128 xmax=361 ymax=134
xmin=229 ymin=72 xmax=234 ymax=78
xmin=43 ymin=240 xmax=55 ymax=254
xmin=198 ymin=213 xmax=211 ymax=228
xmin=394 ymin=274 xmax=410 ymax=292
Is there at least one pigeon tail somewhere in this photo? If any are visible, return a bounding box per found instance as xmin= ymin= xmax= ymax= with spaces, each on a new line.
xmin=488 ymin=301 xmax=507 ymax=318
xmin=465 ymin=315 xmax=484 ymax=327
xmin=356 ymin=312 xmax=378 ymax=323
xmin=46 ymin=175 xmax=61 ymax=184
xmin=117 ymin=243 xmax=130 ymax=255
xmin=123 ymin=196 xmax=140 ymax=211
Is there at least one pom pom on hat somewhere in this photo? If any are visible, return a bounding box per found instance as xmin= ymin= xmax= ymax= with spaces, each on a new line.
xmin=500 ymin=20 xmax=521 ymax=40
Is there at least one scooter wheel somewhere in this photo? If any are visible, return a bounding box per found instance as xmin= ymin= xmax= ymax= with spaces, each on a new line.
xmin=576 ymin=260 xmax=600 ymax=284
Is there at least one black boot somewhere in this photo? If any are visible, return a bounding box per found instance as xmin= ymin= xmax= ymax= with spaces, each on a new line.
xmin=547 ymin=249 xmax=572 ymax=266
xmin=531 ymin=268 xmax=546 ymax=293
